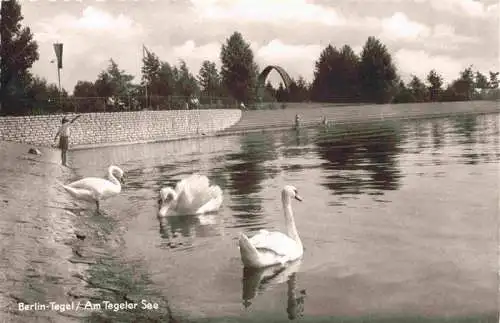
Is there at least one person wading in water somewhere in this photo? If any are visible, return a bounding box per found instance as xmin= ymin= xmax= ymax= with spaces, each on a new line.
xmin=54 ymin=115 xmax=81 ymax=166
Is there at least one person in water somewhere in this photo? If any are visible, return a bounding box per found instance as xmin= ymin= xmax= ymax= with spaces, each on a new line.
xmin=54 ymin=115 xmax=81 ymax=166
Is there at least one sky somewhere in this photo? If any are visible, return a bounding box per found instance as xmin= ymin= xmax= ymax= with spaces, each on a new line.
xmin=19 ymin=0 xmax=500 ymax=93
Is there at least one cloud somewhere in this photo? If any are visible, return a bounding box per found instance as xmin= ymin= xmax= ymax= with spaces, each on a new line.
xmin=73 ymin=6 xmax=143 ymax=35
xmin=30 ymin=6 xmax=145 ymax=91
xmin=421 ymin=0 xmax=498 ymax=18
xmin=191 ymin=0 xmax=346 ymax=26
xmin=256 ymin=39 xmax=322 ymax=62
xmin=380 ymin=12 xmax=430 ymax=40
xmin=171 ymin=41 xmax=220 ymax=63
xmin=375 ymin=12 xmax=477 ymax=50
xmin=255 ymin=39 xmax=323 ymax=82
xmin=394 ymin=49 xmax=464 ymax=84
xmin=35 ymin=6 xmax=144 ymax=41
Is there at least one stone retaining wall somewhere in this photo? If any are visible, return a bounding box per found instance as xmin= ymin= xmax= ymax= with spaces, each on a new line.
xmin=0 ymin=109 xmax=242 ymax=149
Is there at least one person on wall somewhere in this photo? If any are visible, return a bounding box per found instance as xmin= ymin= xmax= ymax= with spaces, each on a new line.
xmin=53 ymin=114 xmax=81 ymax=167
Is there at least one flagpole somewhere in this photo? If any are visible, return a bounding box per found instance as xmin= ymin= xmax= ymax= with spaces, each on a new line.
xmin=143 ymin=44 xmax=148 ymax=109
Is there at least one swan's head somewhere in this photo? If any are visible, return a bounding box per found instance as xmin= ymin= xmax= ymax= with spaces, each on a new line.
xmin=158 ymin=187 xmax=177 ymax=217
xmin=282 ymin=185 xmax=302 ymax=202
xmin=110 ymin=165 xmax=125 ymax=184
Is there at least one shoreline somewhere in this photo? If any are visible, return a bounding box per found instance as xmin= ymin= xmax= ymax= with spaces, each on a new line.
xmin=1 ymin=101 xmax=498 ymax=151
xmin=217 ymin=106 xmax=500 ymax=137
xmin=72 ymin=101 xmax=500 ymax=151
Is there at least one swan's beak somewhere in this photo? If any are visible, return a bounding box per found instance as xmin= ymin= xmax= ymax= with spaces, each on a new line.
xmin=295 ymin=194 xmax=303 ymax=202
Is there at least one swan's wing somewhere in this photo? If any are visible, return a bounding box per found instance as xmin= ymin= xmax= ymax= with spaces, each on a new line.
xmin=185 ymin=174 xmax=210 ymax=188
xmin=67 ymin=177 xmax=108 ymax=193
xmin=67 ymin=177 xmax=119 ymax=198
xmin=195 ymin=185 xmax=223 ymax=214
xmin=62 ymin=185 xmax=96 ymax=202
xmin=177 ymin=175 xmax=218 ymax=213
xmin=250 ymin=231 xmax=298 ymax=257
xmin=67 ymin=177 xmax=103 ymax=188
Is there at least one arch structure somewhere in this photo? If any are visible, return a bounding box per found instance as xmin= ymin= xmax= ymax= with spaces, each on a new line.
xmin=258 ymin=65 xmax=293 ymax=90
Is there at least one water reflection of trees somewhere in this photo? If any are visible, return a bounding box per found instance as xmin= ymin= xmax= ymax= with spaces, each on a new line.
xmin=224 ymin=132 xmax=280 ymax=218
xmin=431 ymin=119 xmax=444 ymax=150
xmin=452 ymin=114 xmax=478 ymax=164
xmin=315 ymin=122 xmax=403 ymax=195
xmin=414 ymin=120 xmax=427 ymax=152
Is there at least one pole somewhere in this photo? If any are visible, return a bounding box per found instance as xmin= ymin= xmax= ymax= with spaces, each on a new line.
xmin=143 ymin=44 xmax=148 ymax=109
xmin=57 ymin=66 xmax=62 ymax=108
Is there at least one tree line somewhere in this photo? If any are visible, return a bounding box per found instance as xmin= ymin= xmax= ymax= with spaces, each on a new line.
xmin=0 ymin=0 xmax=498 ymax=115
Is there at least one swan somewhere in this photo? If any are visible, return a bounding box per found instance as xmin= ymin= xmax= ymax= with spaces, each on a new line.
xmin=239 ymin=185 xmax=303 ymax=268
xmin=158 ymin=174 xmax=223 ymax=217
xmin=60 ymin=165 xmax=125 ymax=211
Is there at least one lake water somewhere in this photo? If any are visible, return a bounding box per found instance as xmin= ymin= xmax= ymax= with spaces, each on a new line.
xmin=0 ymin=112 xmax=498 ymax=322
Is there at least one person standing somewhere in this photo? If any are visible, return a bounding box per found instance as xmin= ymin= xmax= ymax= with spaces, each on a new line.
xmin=54 ymin=114 xmax=81 ymax=166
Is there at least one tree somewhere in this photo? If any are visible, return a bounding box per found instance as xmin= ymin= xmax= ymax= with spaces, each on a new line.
xmin=474 ymin=71 xmax=489 ymax=90
xmin=275 ymin=83 xmax=288 ymax=102
xmin=447 ymin=65 xmax=474 ymax=100
xmin=336 ymin=45 xmax=360 ymax=102
xmin=288 ymin=76 xmax=309 ymax=102
xmin=198 ymin=60 xmax=221 ymax=97
xmin=73 ymin=81 xmax=97 ymax=98
xmin=106 ymin=59 xmax=134 ymax=98
xmin=175 ymin=60 xmax=199 ymax=98
xmin=488 ymin=71 xmax=499 ymax=89
xmin=0 ymin=0 xmax=39 ymax=115
xmin=408 ymin=75 xmax=428 ymax=102
xmin=73 ymin=80 xmax=99 ymax=112
xmin=358 ymin=36 xmax=397 ymax=104
xmin=92 ymin=59 xmax=135 ymax=110
xmin=392 ymin=80 xmax=415 ymax=103
xmin=310 ymin=44 xmax=340 ymax=102
xmin=141 ymin=48 xmax=162 ymax=97
xmin=157 ymin=62 xmax=176 ymax=96
xmin=220 ymin=31 xmax=259 ymax=104
xmin=94 ymin=71 xmax=114 ymax=98
xmin=426 ymin=69 xmax=443 ymax=101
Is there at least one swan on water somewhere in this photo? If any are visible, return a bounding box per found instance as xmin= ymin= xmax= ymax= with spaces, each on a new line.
xmin=158 ymin=174 xmax=223 ymax=217
xmin=60 ymin=165 xmax=125 ymax=212
xmin=239 ymin=185 xmax=303 ymax=268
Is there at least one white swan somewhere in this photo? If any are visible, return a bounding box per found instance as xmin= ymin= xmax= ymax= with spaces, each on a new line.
xmin=61 ymin=165 xmax=125 ymax=211
xmin=239 ymin=185 xmax=303 ymax=268
xmin=158 ymin=174 xmax=223 ymax=217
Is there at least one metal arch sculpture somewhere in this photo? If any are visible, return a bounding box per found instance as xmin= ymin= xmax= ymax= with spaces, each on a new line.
xmin=258 ymin=65 xmax=293 ymax=90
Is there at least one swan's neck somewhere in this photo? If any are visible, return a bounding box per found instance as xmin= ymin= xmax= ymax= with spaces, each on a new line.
xmin=107 ymin=167 xmax=120 ymax=186
xmin=171 ymin=190 xmax=179 ymax=202
xmin=283 ymin=197 xmax=302 ymax=249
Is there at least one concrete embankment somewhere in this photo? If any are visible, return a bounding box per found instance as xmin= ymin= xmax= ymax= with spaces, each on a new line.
xmin=220 ymin=101 xmax=500 ymax=136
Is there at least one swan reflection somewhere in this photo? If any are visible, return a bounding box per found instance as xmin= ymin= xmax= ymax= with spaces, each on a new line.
xmin=157 ymin=213 xmax=221 ymax=245
xmin=242 ymin=259 xmax=306 ymax=320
